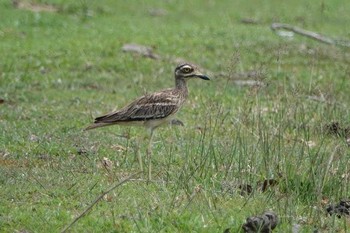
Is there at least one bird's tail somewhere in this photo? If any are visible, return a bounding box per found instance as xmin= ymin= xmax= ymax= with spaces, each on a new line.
xmin=84 ymin=122 xmax=113 ymax=131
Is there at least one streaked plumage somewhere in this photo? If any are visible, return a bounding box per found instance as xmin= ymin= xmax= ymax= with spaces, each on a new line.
xmin=85 ymin=63 xmax=209 ymax=180
xmin=85 ymin=63 xmax=209 ymax=132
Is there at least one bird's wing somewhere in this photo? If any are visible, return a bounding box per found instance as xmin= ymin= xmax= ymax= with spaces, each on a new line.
xmin=94 ymin=90 xmax=180 ymax=123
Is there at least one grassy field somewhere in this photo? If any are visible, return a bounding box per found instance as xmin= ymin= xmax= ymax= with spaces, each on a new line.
xmin=1 ymin=0 xmax=350 ymax=232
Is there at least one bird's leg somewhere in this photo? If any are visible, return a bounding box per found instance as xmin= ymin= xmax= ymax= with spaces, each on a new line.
xmin=147 ymin=128 xmax=154 ymax=181
xmin=136 ymin=139 xmax=144 ymax=173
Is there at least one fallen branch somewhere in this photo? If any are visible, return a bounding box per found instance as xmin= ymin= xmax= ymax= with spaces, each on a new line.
xmin=271 ymin=23 xmax=350 ymax=48
xmin=61 ymin=171 xmax=142 ymax=233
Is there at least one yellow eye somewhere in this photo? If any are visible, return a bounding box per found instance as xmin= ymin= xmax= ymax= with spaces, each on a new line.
xmin=182 ymin=67 xmax=192 ymax=73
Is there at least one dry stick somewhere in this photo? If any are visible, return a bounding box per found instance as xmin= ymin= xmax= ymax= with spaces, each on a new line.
xmin=271 ymin=23 xmax=350 ymax=48
xmin=61 ymin=171 xmax=142 ymax=233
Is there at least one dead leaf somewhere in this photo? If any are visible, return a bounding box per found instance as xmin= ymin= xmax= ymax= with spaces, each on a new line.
xmin=121 ymin=43 xmax=160 ymax=59
xmin=0 ymin=99 xmax=4 ymax=104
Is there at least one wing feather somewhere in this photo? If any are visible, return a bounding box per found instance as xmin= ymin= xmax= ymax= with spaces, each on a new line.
xmin=94 ymin=90 xmax=181 ymax=124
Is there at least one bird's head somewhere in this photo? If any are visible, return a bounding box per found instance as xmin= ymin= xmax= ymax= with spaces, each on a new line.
xmin=174 ymin=63 xmax=210 ymax=81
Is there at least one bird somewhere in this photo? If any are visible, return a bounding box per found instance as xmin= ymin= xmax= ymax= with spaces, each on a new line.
xmin=85 ymin=63 xmax=210 ymax=180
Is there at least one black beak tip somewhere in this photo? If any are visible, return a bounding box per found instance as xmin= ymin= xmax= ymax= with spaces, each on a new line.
xmin=198 ymin=75 xmax=210 ymax=80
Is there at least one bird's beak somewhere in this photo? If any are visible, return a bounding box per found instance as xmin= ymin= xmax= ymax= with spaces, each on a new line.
xmin=195 ymin=73 xmax=210 ymax=80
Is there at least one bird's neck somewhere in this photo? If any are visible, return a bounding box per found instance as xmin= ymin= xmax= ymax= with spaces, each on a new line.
xmin=175 ymin=77 xmax=188 ymax=97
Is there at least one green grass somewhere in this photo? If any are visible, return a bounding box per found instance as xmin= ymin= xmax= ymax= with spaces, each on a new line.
xmin=1 ymin=0 xmax=350 ymax=232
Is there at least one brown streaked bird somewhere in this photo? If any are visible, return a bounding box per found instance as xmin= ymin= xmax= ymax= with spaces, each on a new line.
xmin=85 ymin=63 xmax=210 ymax=180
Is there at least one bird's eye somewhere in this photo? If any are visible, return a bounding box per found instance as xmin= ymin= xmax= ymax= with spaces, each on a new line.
xmin=182 ymin=67 xmax=192 ymax=73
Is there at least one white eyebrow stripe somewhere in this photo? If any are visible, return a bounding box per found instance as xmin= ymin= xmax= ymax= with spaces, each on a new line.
xmin=181 ymin=65 xmax=192 ymax=69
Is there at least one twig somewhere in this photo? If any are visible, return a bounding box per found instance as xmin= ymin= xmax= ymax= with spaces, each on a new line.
xmin=61 ymin=171 xmax=142 ymax=233
xmin=271 ymin=23 xmax=350 ymax=48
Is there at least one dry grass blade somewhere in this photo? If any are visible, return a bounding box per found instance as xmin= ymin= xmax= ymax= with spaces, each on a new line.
xmin=60 ymin=171 xmax=142 ymax=233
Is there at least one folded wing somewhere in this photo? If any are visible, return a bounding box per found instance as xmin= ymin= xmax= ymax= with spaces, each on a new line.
xmin=94 ymin=91 xmax=180 ymax=123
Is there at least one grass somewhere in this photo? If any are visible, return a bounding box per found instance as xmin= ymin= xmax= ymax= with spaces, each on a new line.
xmin=1 ymin=0 xmax=350 ymax=232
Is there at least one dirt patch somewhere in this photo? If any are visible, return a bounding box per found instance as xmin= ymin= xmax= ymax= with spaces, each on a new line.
xmin=13 ymin=0 xmax=58 ymax=13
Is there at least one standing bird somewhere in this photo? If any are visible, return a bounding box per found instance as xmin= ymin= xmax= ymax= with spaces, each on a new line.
xmin=85 ymin=63 xmax=210 ymax=180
